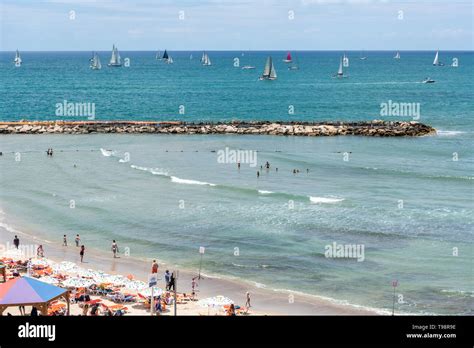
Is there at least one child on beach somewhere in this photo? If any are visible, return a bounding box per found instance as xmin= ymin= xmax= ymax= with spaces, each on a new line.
xmin=151 ymin=260 xmax=158 ymax=274
xmin=80 ymin=245 xmax=85 ymax=262
xmin=63 ymin=235 xmax=67 ymax=246
xmin=36 ymin=245 xmax=44 ymax=258
xmin=75 ymin=234 xmax=80 ymax=247
xmin=111 ymin=240 xmax=119 ymax=258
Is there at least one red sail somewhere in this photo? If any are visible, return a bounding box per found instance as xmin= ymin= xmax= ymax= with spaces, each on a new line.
xmin=286 ymin=52 xmax=292 ymax=61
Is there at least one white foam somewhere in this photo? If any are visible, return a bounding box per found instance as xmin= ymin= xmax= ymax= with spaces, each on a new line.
xmin=100 ymin=148 xmax=114 ymax=157
xmin=130 ymin=165 xmax=168 ymax=176
xmin=309 ymin=196 xmax=344 ymax=204
xmin=170 ymin=176 xmax=216 ymax=186
xmin=436 ymin=130 xmax=466 ymax=136
xmin=258 ymin=190 xmax=274 ymax=194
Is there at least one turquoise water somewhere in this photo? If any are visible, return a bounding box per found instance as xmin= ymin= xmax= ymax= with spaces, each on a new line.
xmin=0 ymin=51 xmax=473 ymax=314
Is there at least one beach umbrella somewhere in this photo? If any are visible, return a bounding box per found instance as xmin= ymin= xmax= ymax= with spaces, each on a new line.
xmin=123 ymin=280 xmax=147 ymax=291
xmin=36 ymin=276 xmax=60 ymax=285
xmin=73 ymin=268 xmax=97 ymax=278
xmin=138 ymin=287 xmax=163 ymax=298
xmin=103 ymin=275 xmax=129 ymax=287
xmin=62 ymin=277 xmax=95 ymax=288
xmin=198 ymin=295 xmax=233 ymax=308
xmin=52 ymin=261 xmax=77 ymax=273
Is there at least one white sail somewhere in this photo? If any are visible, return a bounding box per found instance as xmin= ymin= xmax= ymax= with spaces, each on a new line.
xmin=433 ymin=50 xmax=439 ymax=65
xmin=394 ymin=51 xmax=400 ymax=59
xmin=343 ymin=53 xmax=349 ymax=67
xmin=90 ymin=52 xmax=102 ymax=70
xmin=166 ymin=56 xmax=174 ymax=64
xmin=202 ymin=52 xmax=211 ymax=66
xmin=14 ymin=49 xmax=22 ymax=66
xmin=201 ymin=52 xmax=206 ymax=63
xmin=109 ymin=45 xmax=122 ymax=66
xmin=156 ymin=50 xmax=161 ymax=60
xmin=260 ymin=56 xmax=276 ymax=80
xmin=269 ymin=59 xmax=277 ymax=79
xmin=337 ymin=57 xmax=343 ymax=76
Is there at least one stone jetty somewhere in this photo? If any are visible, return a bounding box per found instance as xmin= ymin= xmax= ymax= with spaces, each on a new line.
xmin=0 ymin=120 xmax=436 ymax=137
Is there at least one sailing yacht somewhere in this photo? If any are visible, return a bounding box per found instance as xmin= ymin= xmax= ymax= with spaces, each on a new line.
xmin=283 ymin=52 xmax=292 ymax=63
xmin=156 ymin=50 xmax=162 ymax=60
xmin=14 ymin=49 xmax=22 ymax=67
xmin=394 ymin=51 xmax=401 ymax=60
xmin=108 ymin=45 xmax=122 ymax=67
xmin=201 ymin=52 xmax=212 ymax=66
xmin=343 ymin=52 xmax=349 ymax=67
xmin=162 ymin=50 xmax=173 ymax=64
xmin=288 ymin=55 xmax=299 ymax=70
xmin=259 ymin=56 xmax=277 ymax=80
xmin=433 ymin=50 xmax=444 ymax=66
xmin=90 ymin=52 xmax=102 ymax=70
xmin=333 ymin=57 xmax=347 ymax=78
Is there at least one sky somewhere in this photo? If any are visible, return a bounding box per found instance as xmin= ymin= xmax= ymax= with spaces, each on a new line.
xmin=0 ymin=0 xmax=472 ymax=51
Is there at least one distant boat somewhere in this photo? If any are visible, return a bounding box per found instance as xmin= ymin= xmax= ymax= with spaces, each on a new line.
xmin=333 ymin=57 xmax=347 ymax=78
xmin=422 ymin=77 xmax=435 ymax=84
xmin=89 ymin=52 xmax=102 ymax=70
xmin=359 ymin=50 xmax=367 ymax=60
xmin=190 ymin=54 xmax=193 ymax=60
xmin=108 ymin=45 xmax=122 ymax=67
xmin=162 ymin=49 xmax=173 ymax=64
xmin=241 ymin=65 xmax=256 ymax=70
xmin=201 ymin=52 xmax=212 ymax=66
xmin=343 ymin=52 xmax=349 ymax=67
xmin=259 ymin=56 xmax=277 ymax=80
xmin=283 ymin=52 xmax=292 ymax=63
xmin=166 ymin=55 xmax=174 ymax=64
xmin=162 ymin=49 xmax=169 ymax=60
xmin=433 ymin=50 xmax=444 ymax=66
xmin=156 ymin=50 xmax=162 ymax=60
xmin=394 ymin=51 xmax=401 ymax=60
xmin=288 ymin=55 xmax=299 ymax=70
xmin=14 ymin=49 xmax=22 ymax=67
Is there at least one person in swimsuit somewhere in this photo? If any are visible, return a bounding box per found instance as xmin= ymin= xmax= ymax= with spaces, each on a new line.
xmin=80 ymin=245 xmax=85 ymax=263
xmin=111 ymin=240 xmax=119 ymax=258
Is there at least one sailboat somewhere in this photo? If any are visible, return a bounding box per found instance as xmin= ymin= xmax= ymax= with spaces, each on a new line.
xmin=108 ymin=45 xmax=122 ymax=67
xmin=13 ymin=49 xmax=22 ymax=67
xmin=259 ymin=56 xmax=277 ymax=80
xmin=201 ymin=52 xmax=211 ymax=66
xmin=283 ymin=52 xmax=292 ymax=63
xmin=162 ymin=50 xmax=173 ymax=64
xmin=433 ymin=50 xmax=444 ymax=66
xmin=343 ymin=52 xmax=349 ymax=67
xmin=89 ymin=52 xmax=102 ymax=70
xmin=333 ymin=57 xmax=347 ymax=78
xmin=288 ymin=55 xmax=299 ymax=70
xmin=156 ymin=50 xmax=162 ymax=60
xmin=241 ymin=50 xmax=255 ymax=69
xmin=394 ymin=51 xmax=401 ymax=60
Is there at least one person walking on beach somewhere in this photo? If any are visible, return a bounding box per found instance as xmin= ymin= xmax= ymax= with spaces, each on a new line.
xmin=164 ymin=270 xmax=171 ymax=290
xmin=13 ymin=235 xmax=19 ymax=249
xmin=245 ymin=291 xmax=251 ymax=313
xmin=168 ymin=272 xmax=176 ymax=291
xmin=75 ymin=234 xmax=80 ymax=247
xmin=151 ymin=260 xmax=159 ymax=274
xmin=257 ymin=171 xmax=260 ymax=178
xmin=36 ymin=245 xmax=44 ymax=258
xmin=111 ymin=240 xmax=119 ymax=258
xmin=80 ymin=245 xmax=85 ymax=263
xmin=63 ymin=235 xmax=67 ymax=246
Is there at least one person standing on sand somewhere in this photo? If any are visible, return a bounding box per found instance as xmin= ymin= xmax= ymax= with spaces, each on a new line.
xmin=37 ymin=245 xmax=44 ymax=258
xmin=237 ymin=162 xmax=241 ymax=170
xmin=63 ymin=235 xmax=67 ymax=246
xmin=168 ymin=272 xmax=176 ymax=291
xmin=80 ymin=245 xmax=85 ymax=263
xmin=257 ymin=171 xmax=260 ymax=178
xmin=111 ymin=240 xmax=119 ymax=258
xmin=151 ymin=260 xmax=159 ymax=274
xmin=75 ymin=234 xmax=80 ymax=247
xmin=164 ymin=270 xmax=171 ymax=290
xmin=245 ymin=291 xmax=251 ymax=313
xmin=13 ymin=235 xmax=19 ymax=249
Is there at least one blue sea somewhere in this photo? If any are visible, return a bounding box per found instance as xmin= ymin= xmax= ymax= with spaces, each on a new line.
xmin=0 ymin=51 xmax=472 ymax=315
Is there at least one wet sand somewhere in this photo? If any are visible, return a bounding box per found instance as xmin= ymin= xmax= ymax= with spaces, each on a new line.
xmin=0 ymin=219 xmax=379 ymax=315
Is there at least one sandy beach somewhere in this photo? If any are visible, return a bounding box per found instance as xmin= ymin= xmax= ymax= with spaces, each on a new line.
xmin=0 ymin=213 xmax=379 ymax=316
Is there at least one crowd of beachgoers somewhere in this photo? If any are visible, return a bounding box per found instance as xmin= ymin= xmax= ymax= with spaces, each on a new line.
xmin=1 ymin=237 xmax=253 ymax=316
